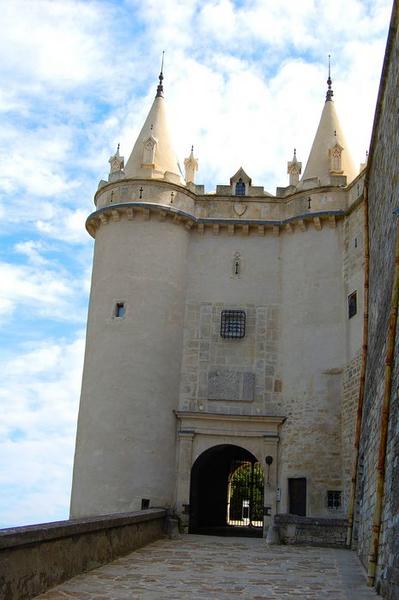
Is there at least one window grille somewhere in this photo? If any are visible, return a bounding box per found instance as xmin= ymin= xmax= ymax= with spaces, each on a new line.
xmin=327 ymin=490 xmax=341 ymax=510
xmin=220 ymin=310 xmax=246 ymax=339
xmin=348 ymin=291 xmax=357 ymax=319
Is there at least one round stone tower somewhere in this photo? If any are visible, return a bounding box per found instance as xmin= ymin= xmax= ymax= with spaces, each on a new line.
xmin=70 ymin=70 xmax=193 ymax=517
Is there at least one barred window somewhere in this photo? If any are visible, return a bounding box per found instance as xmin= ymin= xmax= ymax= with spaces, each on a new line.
xmin=327 ymin=490 xmax=341 ymax=510
xmin=220 ymin=310 xmax=246 ymax=339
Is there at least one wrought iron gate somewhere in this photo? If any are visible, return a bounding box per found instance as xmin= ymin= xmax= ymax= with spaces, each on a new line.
xmin=227 ymin=460 xmax=264 ymax=527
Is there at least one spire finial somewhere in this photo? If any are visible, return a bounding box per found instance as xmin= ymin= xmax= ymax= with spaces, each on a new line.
xmin=326 ymin=54 xmax=334 ymax=102
xmin=156 ymin=51 xmax=165 ymax=98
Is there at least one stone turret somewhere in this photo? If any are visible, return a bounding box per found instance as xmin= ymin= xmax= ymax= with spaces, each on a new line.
xmin=108 ymin=144 xmax=125 ymax=182
xmin=184 ymin=146 xmax=198 ymax=184
xmin=287 ymin=149 xmax=302 ymax=186
xmin=70 ymin=65 xmax=190 ymax=518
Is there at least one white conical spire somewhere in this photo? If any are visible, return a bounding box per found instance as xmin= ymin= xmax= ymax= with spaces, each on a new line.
xmin=125 ymin=56 xmax=184 ymax=185
xmin=301 ymin=61 xmax=356 ymax=186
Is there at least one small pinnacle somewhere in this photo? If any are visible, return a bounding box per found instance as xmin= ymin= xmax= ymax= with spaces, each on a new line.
xmin=326 ymin=54 xmax=334 ymax=101
xmin=156 ymin=51 xmax=165 ymax=98
xmin=191 ymin=145 xmax=194 ymax=152
xmin=117 ymin=143 xmax=120 ymax=153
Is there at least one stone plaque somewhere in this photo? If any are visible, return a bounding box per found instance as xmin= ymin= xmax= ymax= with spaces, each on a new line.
xmin=208 ymin=369 xmax=255 ymax=402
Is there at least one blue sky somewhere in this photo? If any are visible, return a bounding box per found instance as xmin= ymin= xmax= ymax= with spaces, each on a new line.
xmin=0 ymin=0 xmax=392 ymax=528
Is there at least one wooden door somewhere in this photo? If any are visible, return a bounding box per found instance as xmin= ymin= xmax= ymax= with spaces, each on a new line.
xmin=288 ymin=478 xmax=307 ymax=516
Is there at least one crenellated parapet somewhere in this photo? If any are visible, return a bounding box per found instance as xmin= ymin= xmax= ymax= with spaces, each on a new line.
xmin=88 ymin=171 xmax=365 ymax=238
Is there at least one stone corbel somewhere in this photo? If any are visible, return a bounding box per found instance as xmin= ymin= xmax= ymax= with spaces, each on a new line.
xmin=285 ymin=222 xmax=293 ymax=233
xmin=297 ymin=219 xmax=306 ymax=232
xmin=111 ymin=209 xmax=120 ymax=222
xmin=212 ymin=224 xmax=220 ymax=235
xmin=328 ymin=215 xmax=337 ymax=228
xmin=272 ymin=225 xmax=280 ymax=237
xmin=313 ymin=216 xmax=322 ymax=230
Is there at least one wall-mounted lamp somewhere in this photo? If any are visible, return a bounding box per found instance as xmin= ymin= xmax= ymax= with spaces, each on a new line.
xmin=265 ymin=455 xmax=273 ymax=485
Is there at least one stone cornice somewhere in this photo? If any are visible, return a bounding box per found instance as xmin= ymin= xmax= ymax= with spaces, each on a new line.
xmin=86 ymin=201 xmax=349 ymax=238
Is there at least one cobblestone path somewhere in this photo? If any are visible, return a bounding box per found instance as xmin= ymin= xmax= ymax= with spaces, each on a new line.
xmin=37 ymin=534 xmax=377 ymax=599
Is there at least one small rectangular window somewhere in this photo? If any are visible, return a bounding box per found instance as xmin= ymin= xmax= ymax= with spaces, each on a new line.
xmin=220 ymin=310 xmax=246 ymax=339
xmin=115 ymin=302 xmax=126 ymax=318
xmin=327 ymin=490 xmax=341 ymax=510
xmin=141 ymin=498 xmax=150 ymax=510
xmin=348 ymin=291 xmax=357 ymax=319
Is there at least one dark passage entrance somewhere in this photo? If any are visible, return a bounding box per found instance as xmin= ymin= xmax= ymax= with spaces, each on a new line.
xmin=189 ymin=444 xmax=264 ymax=537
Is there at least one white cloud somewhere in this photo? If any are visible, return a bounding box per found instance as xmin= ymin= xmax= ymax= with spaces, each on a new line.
xmin=14 ymin=240 xmax=49 ymax=266
xmin=36 ymin=208 xmax=92 ymax=244
xmin=0 ymin=335 xmax=84 ymax=526
xmin=1 ymin=1 xmax=115 ymax=89
xmin=0 ymin=260 xmax=87 ymax=322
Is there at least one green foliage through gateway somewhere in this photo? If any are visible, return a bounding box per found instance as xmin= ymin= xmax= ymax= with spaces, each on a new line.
xmin=229 ymin=462 xmax=264 ymax=524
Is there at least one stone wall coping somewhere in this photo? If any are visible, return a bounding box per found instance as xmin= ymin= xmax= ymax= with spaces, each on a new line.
xmin=0 ymin=509 xmax=166 ymax=550
xmin=274 ymin=514 xmax=348 ymax=528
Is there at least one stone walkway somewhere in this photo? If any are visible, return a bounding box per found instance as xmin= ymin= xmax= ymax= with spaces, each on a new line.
xmin=37 ymin=535 xmax=378 ymax=599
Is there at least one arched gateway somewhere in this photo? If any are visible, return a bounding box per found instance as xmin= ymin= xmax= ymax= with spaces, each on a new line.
xmin=189 ymin=444 xmax=264 ymax=536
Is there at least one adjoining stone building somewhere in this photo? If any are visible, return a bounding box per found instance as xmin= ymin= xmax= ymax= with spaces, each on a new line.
xmin=70 ymin=1 xmax=398 ymax=594
xmin=351 ymin=2 xmax=399 ymax=597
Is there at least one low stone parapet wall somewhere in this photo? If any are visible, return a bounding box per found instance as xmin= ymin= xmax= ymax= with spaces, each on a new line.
xmin=0 ymin=508 xmax=166 ymax=600
xmin=274 ymin=514 xmax=348 ymax=547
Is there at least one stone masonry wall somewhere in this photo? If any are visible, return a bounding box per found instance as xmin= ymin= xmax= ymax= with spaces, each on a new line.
xmin=341 ymin=350 xmax=361 ymax=510
xmin=0 ymin=510 xmax=166 ymax=600
xmin=341 ymin=197 xmax=365 ymax=512
xmin=179 ymin=302 xmax=282 ymax=415
xmin=356 ymin=6 xmax=399 ymax=598
xmin=275 ymin=514 xmax=348 ymax=548
xmin=180 ymin=224 xmax=347 ymax=518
